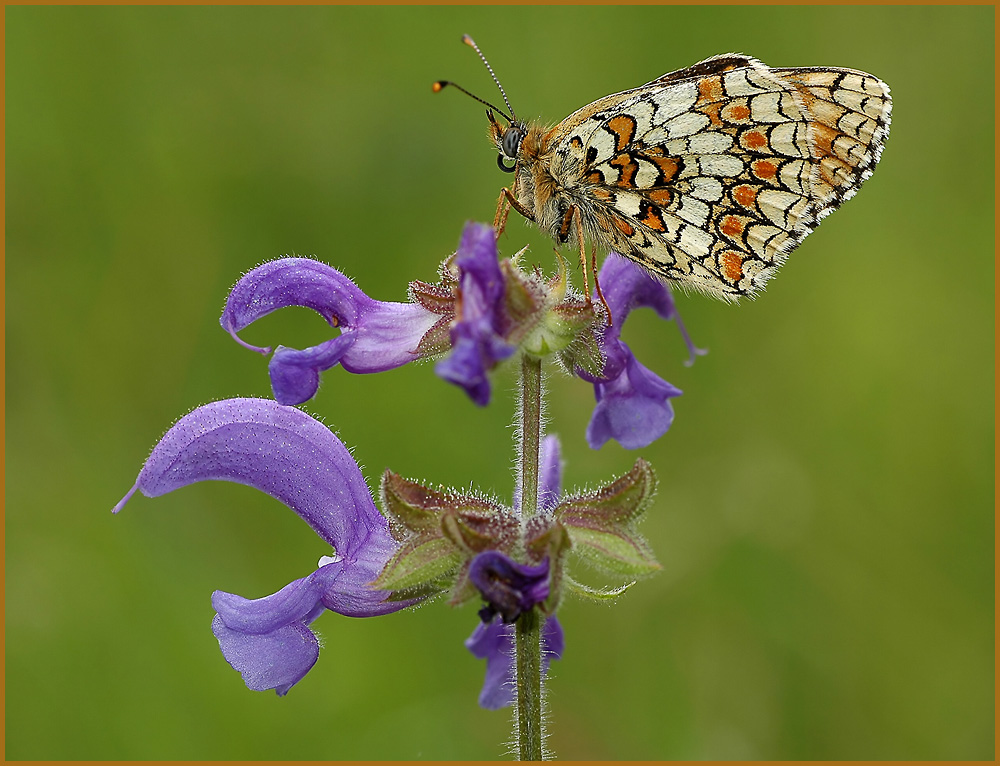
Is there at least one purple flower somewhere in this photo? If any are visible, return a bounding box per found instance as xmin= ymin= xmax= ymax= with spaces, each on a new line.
xmin=113 ymin=398 xmax=422 ymax=695
xmin=435 ymin=223 xmax=515 ymax=405
xmin=580 ymin=253 xmax=704 ymax=450
xmin=427 ymin=225 xmax=702 ymax=448
xmin=465 ymin=434 xmax=566 ymax=709
xmin=465 ymin=614 xmax=565 ymax=710
xmin=221 ymin=258 xmax=438 ymax=405
xmin=469 ymin=552 xmax=550 ymax=624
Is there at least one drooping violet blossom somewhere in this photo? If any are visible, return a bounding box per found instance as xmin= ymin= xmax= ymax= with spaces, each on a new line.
xmin=585 ymin=351 xmax=683 ymax=450
xmin=113 ymin=398 xmax=423 ymax=695
xmin=465 ymin=613 xmax=565 ymax=710
xmin=465 ymin=434 xmax=566 ymax=709
xmin=434 ymin=222 xmax=515 ymax=406
xmin=579 ymin=253 xmax=705 ymax=450
xmin=220 ymin=259 xmax=438 ymax=405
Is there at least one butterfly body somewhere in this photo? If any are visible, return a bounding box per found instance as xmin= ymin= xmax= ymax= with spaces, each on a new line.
xmin=488 ymin=53 xmax=892 ymax=301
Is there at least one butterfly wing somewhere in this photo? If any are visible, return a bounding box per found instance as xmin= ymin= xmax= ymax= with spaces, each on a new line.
xmin=546 ymin=54 xmax=891 ymax=300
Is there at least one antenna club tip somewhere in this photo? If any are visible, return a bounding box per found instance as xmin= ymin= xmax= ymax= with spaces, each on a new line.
xmin=432 ymin=81 xmax=446 ymax=93
xmin=462 ymin=34 xmax=476 ymax=47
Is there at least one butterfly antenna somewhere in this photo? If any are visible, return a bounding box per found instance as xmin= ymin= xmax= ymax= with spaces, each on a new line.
xmin=461 ymin=34 xmax=517 ymax=121
xmin=432 ymin=80 xmax=513 ymax=124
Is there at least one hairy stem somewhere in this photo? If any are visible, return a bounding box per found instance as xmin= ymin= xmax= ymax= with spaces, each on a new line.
xmin=515 ymin=607 xmax=542 ymax=760
xmin=518 ymin=353 xmax=542 ymax=524
xmin=516 ymin=353 xmax=543 ymax=760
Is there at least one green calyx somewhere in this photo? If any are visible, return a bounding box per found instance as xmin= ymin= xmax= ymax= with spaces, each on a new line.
xmin=372 ymin=471 xmax=519 ymax=596
xmin=556 ymin=458 xmax=660 ymax=575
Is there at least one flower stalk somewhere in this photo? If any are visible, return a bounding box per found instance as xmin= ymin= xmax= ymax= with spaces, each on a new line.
xmin=515 ymin=606 xmax=543 ymax=761
xmin=515 ymin=353 xmax=544 ymax=760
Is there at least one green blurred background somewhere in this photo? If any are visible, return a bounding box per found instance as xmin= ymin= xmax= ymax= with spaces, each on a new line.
xmin=6 ymin=5 xmax=994 ymax=760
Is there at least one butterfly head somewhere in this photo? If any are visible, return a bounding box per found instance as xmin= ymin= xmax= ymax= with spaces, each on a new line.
xmin=436 ymin=35 xmax=524 ymax=174
xmin=487 ymin=110 xmax=526 ymax=173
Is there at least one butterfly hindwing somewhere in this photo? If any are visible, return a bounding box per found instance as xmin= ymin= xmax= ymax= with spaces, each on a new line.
xmin=543 ymin=55 xmax=891 ymax=299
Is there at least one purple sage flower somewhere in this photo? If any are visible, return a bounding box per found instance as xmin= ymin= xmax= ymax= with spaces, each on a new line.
xmin=221 ymin=258 xmax=438 ymax=405
xmin=427 ymin=225 xmax=702 ymax=449
xmin=469 ymin=551 xmax=550 ymax=624
xmin=435 ymin=222 xmax=515 ymax=406
xmin=580 ymin=253 xmax=704 ymax=450
xmin=465 ymin=613 xmax=565 ymax=710
xmin=465 ymin=434 xmax=565 ymax=709
xmin=113 ymin=398 xmax=423 ymax=695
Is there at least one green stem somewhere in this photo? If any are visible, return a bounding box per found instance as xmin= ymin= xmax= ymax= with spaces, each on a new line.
xmin=518 ymin=353 xmax=542 ymax=524
xmin=515 ymin=353 xmax=543 ymax=761
xmin=515 ymin=607 xmax=542 ymax=760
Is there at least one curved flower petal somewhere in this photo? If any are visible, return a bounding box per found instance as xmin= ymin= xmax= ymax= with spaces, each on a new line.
xmin=212 ymin=574 xmax=327 ymax=636
xmin=465 ymin=615 xmax=564 ymax=710
xmin=592 ymin=253 xmax=678 ymax=383
xmin=598 ymin=252 xmax=706 ymax=370
xmin=113 ymin=398 xmax=421 ymax=694
xmin=266 ymin=334 xmax=356 ymax=405
xmin=220 ymin=258 xmax=438 ymax=403
xmin=586 ymin=349 xmax=682 ymax=450
xmin=435 ymin=223 xmax=515 ymax=406
xmin=212 ymin=614 xmax=319 ymax=697
xmin=436 ymin=333 xmax=501 ymax=407
xmin=208 ymin=560 xmax=417 ymax=696
xmin=575 ymin=253 xmax=698 ymax=449
xmin=211 ymin=571 xmax=329 ymax=695
xmin=114 ymin=398 xmax=393 ymax=555
xmin=222 ymin=258 xmax=369 ymax=341
xmin=600 ymin=253 xmax=677 ymax=325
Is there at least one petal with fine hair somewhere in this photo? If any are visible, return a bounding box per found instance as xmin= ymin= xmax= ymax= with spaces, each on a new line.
xmin=220 ymin=258 xmax=437 ymax=403
xmin=113 ymin=397 xmax=390 ymax=556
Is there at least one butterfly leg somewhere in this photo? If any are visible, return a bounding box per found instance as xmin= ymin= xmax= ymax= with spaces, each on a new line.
xmin=567 ymin=206 xmax=612 ymax=325
xmin=493 ymin=189 xmax=510 ymax=235
xmin=495 ymin=187 xmax=534 ymax=237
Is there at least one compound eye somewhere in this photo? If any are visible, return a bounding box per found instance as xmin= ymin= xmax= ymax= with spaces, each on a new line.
xmin=502 ymin=124 xmax=524 ymax=159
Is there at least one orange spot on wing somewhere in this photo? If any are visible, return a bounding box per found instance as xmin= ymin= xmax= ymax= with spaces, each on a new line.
xmin=647 ymin=189 xmax=673 ymax=207
xmin=700 ymin=101 xmax=724 ymax=128
xmin=752 ymin=160 xmax=778 ymax=179
xmin=743 ymin=130 xmax=767 ymax=149
xmin=721 ymin=216 xmax=743 ymax=236
xmin=727 ymin=104 xmax=751 ymax=121
xmin=809 ymin=122 xmax=839 ymax=159
xmin=721 ymin=252 xmax=744 ymax=282
xmin=613 ymin=217 xmax=635 ymax=236
xmin=697 ymin=75 xmax=724 ymax=104
xmin=610 ymin=152 xmax=639 ymax=188
xmin=648 ymin=154 xmax=682 ymax=183
xmin=606 ymin=115 xmax=636 ymax=152
xmin=591 ymin=187 xmax=614 ymax=201
xmin=733 ymin=185 xmax=758 ymax=208
xmin=640 ymin=206 xmax=667 ymax=232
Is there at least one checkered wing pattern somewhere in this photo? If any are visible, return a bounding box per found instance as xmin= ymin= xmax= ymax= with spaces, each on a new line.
xmin=547 ymin=54 xmax=891 ymax=300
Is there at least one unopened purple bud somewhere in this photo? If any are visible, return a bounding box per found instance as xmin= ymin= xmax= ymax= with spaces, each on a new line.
xmin=469 ymin=550 xmax=549 ymax=624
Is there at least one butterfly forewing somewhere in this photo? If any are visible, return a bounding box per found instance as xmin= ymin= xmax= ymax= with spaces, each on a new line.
xmin=534 ymin=55 xmax=891 ymax=300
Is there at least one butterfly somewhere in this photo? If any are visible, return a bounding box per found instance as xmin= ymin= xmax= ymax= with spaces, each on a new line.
xmin=437 ymin=36 xmax=891 ymax=301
